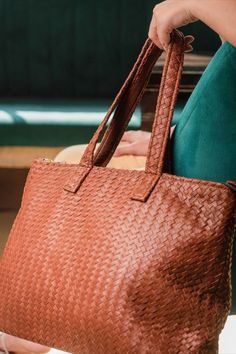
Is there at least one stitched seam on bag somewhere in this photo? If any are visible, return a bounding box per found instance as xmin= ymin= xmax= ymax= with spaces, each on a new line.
xmin=214 ymin=217 xmax=235 ymax=302
xmin=35 ymin=159 xmax=231 ymax=192
xmin=162 ymin=174 xmax=231 ymax=192
xmin=210 ymin=230 xmax=235 ymax=327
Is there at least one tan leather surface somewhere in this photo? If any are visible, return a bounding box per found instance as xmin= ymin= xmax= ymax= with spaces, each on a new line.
xmin=0 ymin=146 xmax=64 ymax=168
xmin=54 ymin=143 xmax=146 ymax=170
xmin=0 ymin=31 xmax=236 ymax=353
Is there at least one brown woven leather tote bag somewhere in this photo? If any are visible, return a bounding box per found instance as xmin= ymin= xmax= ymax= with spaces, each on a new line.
xmin=0 ymin=30 xmax=236 ymax=354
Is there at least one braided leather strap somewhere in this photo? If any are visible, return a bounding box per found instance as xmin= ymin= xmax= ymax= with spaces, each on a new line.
xmin=80 ymin=30 xmax=185 ymax=177
xmin=79 ymin=39 xmax=162 ymax=168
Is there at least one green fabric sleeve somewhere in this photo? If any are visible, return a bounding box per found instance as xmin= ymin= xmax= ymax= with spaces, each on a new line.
xmin=172 ymin=41 xmax=236 ymax=314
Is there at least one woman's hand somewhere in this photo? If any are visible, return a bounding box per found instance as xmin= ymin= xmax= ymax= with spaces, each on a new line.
xmin=114 ymin=130 xmax=151 ymax=157
xmin=149 ymin=0 xmax=196 ymax=50
xmin=149 ymin=0 xmax=236 ymax=50
xmin=0 ymin=333 xmax=50 ymax=354
xmin=114 ymin=127 xmax=175 ymax=157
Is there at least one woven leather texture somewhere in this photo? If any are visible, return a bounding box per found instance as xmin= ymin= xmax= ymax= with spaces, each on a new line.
xmin=0 ymin=31 xmax=236 ymax=353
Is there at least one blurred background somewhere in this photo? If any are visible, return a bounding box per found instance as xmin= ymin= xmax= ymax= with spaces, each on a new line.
xmin=0 ymin=0 xmax=220 ymax=99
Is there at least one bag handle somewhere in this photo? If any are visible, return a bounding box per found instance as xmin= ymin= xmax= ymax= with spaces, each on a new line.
xmin=145 ymin=30 xmax=185 ymax=175
xmin=79 ymin=39 xmax=163 ymax=168
xmin=80 ymin=30 xmax=185 ymax=170
xmin=64 ymin=30 xmax=185 ymax=201
xmin=92 ymin=44 xmax=162 ymax=167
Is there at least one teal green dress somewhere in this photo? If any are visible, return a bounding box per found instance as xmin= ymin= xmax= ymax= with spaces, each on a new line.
xmin=172 ymin=41 xmax=236 ymax=315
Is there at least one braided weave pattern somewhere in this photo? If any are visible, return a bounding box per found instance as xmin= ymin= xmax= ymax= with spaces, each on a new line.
xmin=0 ymin=159 xmax=235 ymax=353
xmin=146 ymin=35 xmax=184 ymax=175
xmin=0 ymin=32 xmax=236 ymax=353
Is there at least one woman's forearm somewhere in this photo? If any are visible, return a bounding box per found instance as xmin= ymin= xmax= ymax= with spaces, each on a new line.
xmin=149 ymin=0 xmax=236 ymax=50
xmin=191 ymin=0 xmax=236 ymax=47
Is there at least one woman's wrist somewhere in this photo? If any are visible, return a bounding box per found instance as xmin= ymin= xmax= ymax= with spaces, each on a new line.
xmin=184 ymin=0 xmax=199 ymax=22
xmin=188 ymin=0 xmax=202 ymax=19
xmin=188 ymin=0 xmax=236 ymax=47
